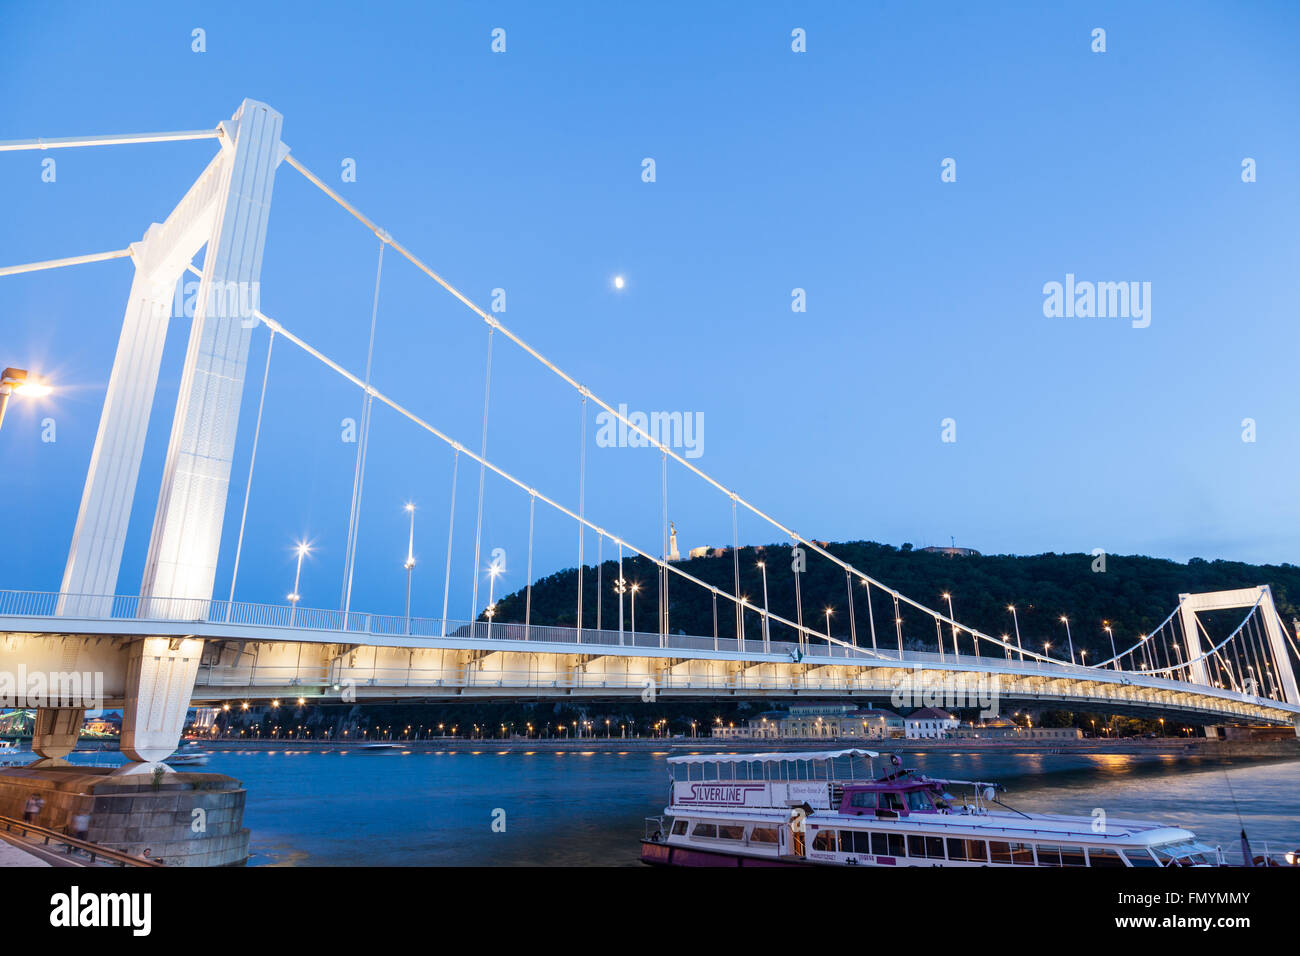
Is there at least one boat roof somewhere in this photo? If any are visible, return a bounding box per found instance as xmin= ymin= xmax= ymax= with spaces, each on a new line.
xmin=667 ymin=805 xmax=1196 ymax=846
xmin=667 ymin=748 xmax=879 ymax=764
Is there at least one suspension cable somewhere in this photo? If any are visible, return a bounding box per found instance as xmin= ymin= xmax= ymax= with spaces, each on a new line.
xmin=341 ymin=240 xmax=385 ymax=616
xmin=282 ymin=152 xmax=1042 ymax=660
xmin=224 ymin=330 xmax=276 ymax=619
xmin=439 ymin=450 xmax=460 ymax=638
xmin=469 ymin=327 xmax=495 ymax=622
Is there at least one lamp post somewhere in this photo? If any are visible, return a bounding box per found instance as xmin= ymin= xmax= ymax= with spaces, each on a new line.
xmin=486 ymin=562 xmax=502 ymax=638
xmin=1007 ymin=605 xmax=1024 ymax=661
xmin=1060 ymin=616 xmax=1076 ymax=665
xmin=403 ymin=502 xmax=415 ymax=634
xmin=630 ymin=583 xmax=640 ymax=635
xmin=942 ymin=592 xmax=959 ymax=660
xmin=287 ymin=540 xmax=311 ymax=625
xmin=614 ymin=577 xmax=627 ymax=642
xmin=824 ymin=606 xmax=833 ymax=644
xmin=0 ymin=367 xmax=51 ymax=433
xmin=757 ymin=560 xmax=770 ymax=652
xmin=1104 ymin=623 xmax=1118 ymax=670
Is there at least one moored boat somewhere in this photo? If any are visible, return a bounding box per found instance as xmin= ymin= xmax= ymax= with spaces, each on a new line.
xmin=641 ymin=748 xmax=1225 ymax=868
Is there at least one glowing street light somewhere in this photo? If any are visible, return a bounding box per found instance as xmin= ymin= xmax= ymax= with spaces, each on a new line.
xmin=403 ymin=502 xmax=416 ymax=634
xmin=757 ymin=560 xmax=771 ymax=652
xmin=629 ymin=582 xmax=641 ymax=634
xmin=1060 ymin=615 xmax=1076 ymax=665
xmin=0 ymin=367 xmax=52 ymax=433
xmin=1103 ymin=622 xmax=1119 ymax=671
xmin=824 ymin=606 xmax=834 ymax=641
xmin=287 ymin=540 xmax=311 ymax=625
xmin=1007 ymin=605 xmax=1025 ymax=661
xmin=485 ymin=560 xmax=502 ymax=638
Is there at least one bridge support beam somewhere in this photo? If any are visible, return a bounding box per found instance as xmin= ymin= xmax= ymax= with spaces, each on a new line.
xmin=1179 ymin=586 xmax=1299 ymax=707
xmin=120 ymin=637 xmax=204 ymax=763
xmin=31 ymin=706 xmax=85 ymax=760
xmin=142 ymin=100 xmax=285 ymax=611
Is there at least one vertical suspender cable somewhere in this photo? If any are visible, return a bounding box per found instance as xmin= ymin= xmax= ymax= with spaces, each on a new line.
xmin=577 ymin=394 xmax=587 ymax=640
xmin=596 ymin=534 xmax=602 ymax=632
xmin=616 ymin=541 xmax=624 ymax=644
xmin=525 ymin=492 xmax=535 ymax=640
xmin=469 ymin=328 xmax=495 ymax=624
xmin=225 ymin=330 xmax=276 ymax=620
xmin=660 ymin=450 xmax=668 ymax=645
xmin=342 ymin=240 xmax=385 ymax=619
xmin=732 ymin=497 xmax=742 ymax=648
xmin=865 ymin=579 xmax=878 ymax=653
xmin=439 ymin=449 xmax=460 ymax=638
xmin=845 ymin=570 xmax=857 ymax=649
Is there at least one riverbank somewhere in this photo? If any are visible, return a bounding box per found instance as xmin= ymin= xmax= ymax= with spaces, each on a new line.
xmin=186 ymin=736 xmax=1300 ymax=758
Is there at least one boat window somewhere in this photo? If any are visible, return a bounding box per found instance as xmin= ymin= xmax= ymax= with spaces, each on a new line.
xmin=991 ymin=841 xmax=1034 ymax=865
xmin=734 ymin=763 xmax=748 ymax=781
xmin=1060 ymin=846 xmax=1087 ymax=867
xmin=671 ymin=820 xmax=688 ymax=836
xmin=1088 ymin=848 xmax=1127 ymax=868
xmin=750 ymin=827 xmax=778 ymax=844
xmin=849 ymin=791 xmax=873 ymax=808
xmin=871 ymin=832 xmax=906 ymax=857
xmin=692 ymin=823 xmax=717 ymax=838
xmin=751 ymin=761 xmax=766 ymax=781
xmin=717 ymin=825 xmax=745 ymax=841
xmin=671 ymin=764 xmax=686 ymax=781
xmin=906 ymin=790 xmax=932 ymax=812
xmin=812 ymin=760 xmax=828 ymax=780
xmin=812 ymin=830 xmax=837 ymax=852
xmin=907 ymin=835 xmax=944 ymax=859
xmin=1121 ymin=849 xmax=1161 ymax=868
xmin=718 ymin=762 xmax=732 ymax=781
xmin=782 ymin=761 xmax=795 ymax=780
xmin=1035 ymin=845 xmax=1062 ymax=867
xmin=703 ymin=763 xmax=718 ymax=781
xmin=797 ymin=761 xmax=810 ymax=781
xmin=947 ymin=838 xmax=968 ymax=861
xmin=689 ymin=763 xmax=704 ymax=781
xmin=880 ymin=792 xmax=905 ymax=813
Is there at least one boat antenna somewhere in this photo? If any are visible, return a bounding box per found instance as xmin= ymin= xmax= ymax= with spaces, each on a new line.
xmin=1222 ymin=765 xmax=1253 ymax=866
xmin=988 ymin=793 xmax=1032 ymax=820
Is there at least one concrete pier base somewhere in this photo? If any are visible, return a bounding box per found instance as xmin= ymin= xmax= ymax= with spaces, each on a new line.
xmin=0 ymin=765 xmax=249 ymax=866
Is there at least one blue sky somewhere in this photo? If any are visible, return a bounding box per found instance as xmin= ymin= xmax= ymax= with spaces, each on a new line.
xmin=1 ymin=1 xmax=1297 ymax=621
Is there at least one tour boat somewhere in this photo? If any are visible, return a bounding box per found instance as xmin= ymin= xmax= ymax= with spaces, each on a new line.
xmin=641 ymin=749 xmax=1225 ymax=868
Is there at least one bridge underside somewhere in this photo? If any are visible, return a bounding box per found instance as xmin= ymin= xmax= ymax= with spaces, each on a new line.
xmin=3 ymin=631 xmax=1296 ymax=756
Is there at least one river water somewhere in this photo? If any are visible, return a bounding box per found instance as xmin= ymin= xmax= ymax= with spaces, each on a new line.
xmin=138 ymin=749 xmax=1298 ymax=866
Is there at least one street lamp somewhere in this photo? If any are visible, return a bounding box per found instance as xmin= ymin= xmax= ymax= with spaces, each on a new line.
xmin=1007 ymin=605 xmax=1024 ymax=661
xmin=629 ymin=582 xmax=641 ymax=634
xmin=757 ymin=560 xmax=771 ymax=651
xmin=486 ymin=561 xmax=502 ymax=637
xmin=0 ymin=368 xmax=52 ymax=432
xmin=1060 ymin=616 xmax=1076 ymax=665
xmin=287 ymin=540 xmax=311 ymax=624
xmin=942 ymin=592 xmax=959 ymax=659
xmin=403 ymin=502 xmax=415 ymax=633
xmin=824 ymin=606 xmax=834 ymax=642
xmin=1103 ymin=623 xmax=1118 ymax=671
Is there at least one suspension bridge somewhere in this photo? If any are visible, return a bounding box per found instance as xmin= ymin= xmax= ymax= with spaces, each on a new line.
xmin=1 ymin=100 xmax=1297 ymax=765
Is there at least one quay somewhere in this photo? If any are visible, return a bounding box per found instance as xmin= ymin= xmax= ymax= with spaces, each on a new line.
xmin=187 ymin=736 xmax=1300 ymax=758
